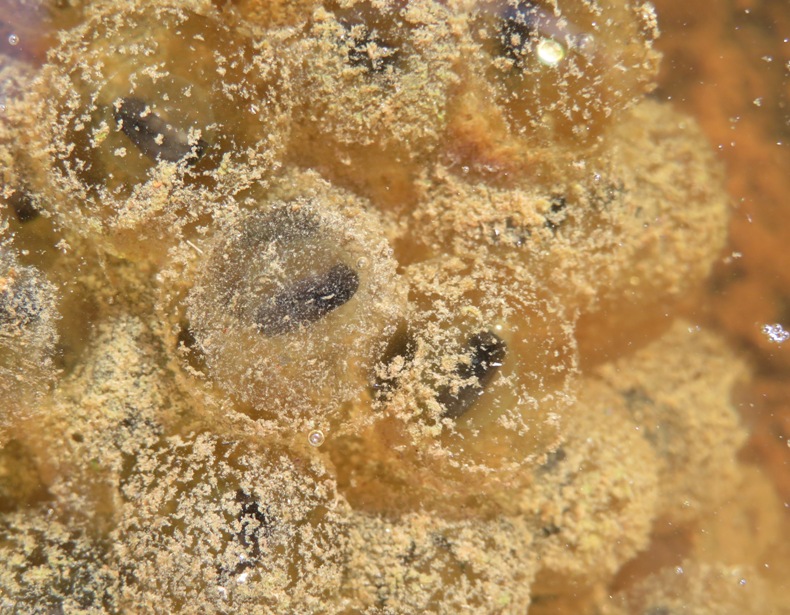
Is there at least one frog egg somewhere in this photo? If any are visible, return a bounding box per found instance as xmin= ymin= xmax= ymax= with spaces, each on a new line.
xmin=0 ymin=438 xmax=49 ymax=513
xmin=22 ymin=3 xmax=290 ymax=261
xmin=328 ymin=256 xmax=579 ymax=516
xmin=522 ymin=379 xmax=659 ymax=596
xmin=574 ymin=101 xmax=731 ymax=364
xmin=0 ymin=248 xmax=58 ymax=443
xmin=464 ymin=0 xmax=660 ymax=144
xmin=340 ymin=510 xmax=536 ymax=613
xmin=180 ymin=188 xmax=405 ymax=432
xmin=595 ymin=321 xmax=748 ymax=525
xmin=115 ymin=432 xmax=349 ymax=613
xmin=20 ymin=315 xmax=182 ymax=526
xmin=405 ymin=165 xmax=615 ymax=312
xmin=284 ymin=0 xmax=459 ymax=210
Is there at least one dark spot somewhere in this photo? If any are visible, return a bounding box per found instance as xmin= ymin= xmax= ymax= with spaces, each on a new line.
xmin=341 ymin=21 xmax=398 ymax=73
xmin=371 ymin=328 xmax=417 ymax=400
xmin=431 ymin=533 xmax=452 ymax=551
xmin=8 ymin=189 xmax=40 ymax=223
xmin=255 ymin=262 xmax=359 ymax=336
xmin=487 ymin=216 xmax=532 ymax=247
xmin=622 ymin=387 xmax=654 ymax=417
xmin=397 ymin=540 xmax=418 ymax=566
xmin=175 ymin=320 xmax=207 ymax=372
xmin=498 ymin=1 xmax=543 ymax=65
xmin=234 ymin=489 xmax=274 ymax=572
xmin=544 ymin=195 xmax=567 ymax=233
xmin=539 ymin=447 xmax=567 ymax=473
xmin=71 ymin=433 xmax=84 ymax=443
xmin=540 ymin=523 xmax=561 ymax=537
xmin=592 ymin=180 xmax=625 ymax=210
xmin=113 ymin=96 xmax=208 ymax=164
xmin=176 ymin=320 xmax=198 ymax=353
xmin=438 ymin=331 xmax=508 ymax=420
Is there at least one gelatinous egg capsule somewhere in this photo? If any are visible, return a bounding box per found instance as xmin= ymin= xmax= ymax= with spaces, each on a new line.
xmin=594 ymin=320 xmax=748 ymax=526
xmin=331 ymin=257 xmax=578 ymax=515
xmin=181 ymin=186 xmax=405 ymax=431
xmin=570 ymin=101 xmax=730 ymax=366
xmin=523 ymin=379 xmax=659 ymax=596
xmin=471 ymin=0 xmax=660 ymax=142
xmin=0 ymin=248 xmax=58 ymax=442
xmin=24 ymin=4 xmax=289 ymax=260
xmin=116 ymin=432 xmax=348 ymax=612
xmin=439 ymin=0 xmax=659 ymax=177
xmin=285 ymin=0 xmax=458 ymax=210
xmin=402 ymin=165 xmax=630 ymax=331
xmin=340 ymin=510 xmax=536 ymax=612
xmin=611 ymin=561 xmax=770 ymax=615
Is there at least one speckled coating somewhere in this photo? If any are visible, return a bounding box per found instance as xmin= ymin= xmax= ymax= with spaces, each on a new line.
xmin=0 ymin=0 xmax=783 ymax=613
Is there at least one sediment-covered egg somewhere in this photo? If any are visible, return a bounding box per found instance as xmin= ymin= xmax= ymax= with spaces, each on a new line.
xmin=0 ymin=508 xmax=119 ymax=613
xmin=174 ymin=179 xmax=405 ymax=432
xmin=115 ymin=432 xmax=349 ymax=613
xmin=0 ymin=247 xmax=58 ymax=443
xmin=20 ymin=2 xmax=290 ymax=260
xmin=604 ymin=561 xmax=770 ymax=615
xmin=340 ymin=510 xmax=537 ymax=613
xmin=448 ymin=0 xmax=660 ymax=152
xmin=284 ymin=0 xmax=459 ymax=209
xmin=409 ymin=100 xmax=730 ymax=365
xmin=573 ymin=101 xmax=731 ymax=363
xmin=522 ymin=380 xmax=659 ymax=596
xmin=328 ymin=255 xmax=578 ymax=515
xmin=594 ymin=320 xmax=748 ymax=524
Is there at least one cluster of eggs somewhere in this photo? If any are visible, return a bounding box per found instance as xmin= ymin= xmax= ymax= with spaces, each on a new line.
xmin=1 ymin=0 xmax=778 ymax=613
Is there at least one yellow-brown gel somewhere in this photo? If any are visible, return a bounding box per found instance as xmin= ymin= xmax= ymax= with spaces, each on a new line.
xmin=0 ymin=0 xmax=786 ymax=613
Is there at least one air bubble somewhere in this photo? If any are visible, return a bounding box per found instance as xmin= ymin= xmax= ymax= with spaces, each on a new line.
xmin=308 ymin=430 xmax=325 ymax=447
xmin=536 ymin=39 xmax=565 ymax=66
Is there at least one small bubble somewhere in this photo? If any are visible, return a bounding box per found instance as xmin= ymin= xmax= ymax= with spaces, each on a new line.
xmin=536 ymin=38 xmax=566 ymax=66
xmin=308 ymin=430 xmax=325 ymax=447
xmin=675 ymin=566 xmax=684 ymax=575
xmin=739 ymin=578 xmax=747 ymax=586
xmin=356 ymin=257 xmax=368 ymax=269
xmin=8 ymin=34 xmax=19 ymax=46
xmin=762 ymin=323 xmax=789 ymax=344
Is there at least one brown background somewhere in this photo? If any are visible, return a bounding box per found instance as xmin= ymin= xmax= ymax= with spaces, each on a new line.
xmin=653 ymin=0 xmax=789 ymax=502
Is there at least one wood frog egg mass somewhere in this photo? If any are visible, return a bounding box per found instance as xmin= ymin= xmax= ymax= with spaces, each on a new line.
xmin=0 ymin=1 xmax=780 ymax=613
